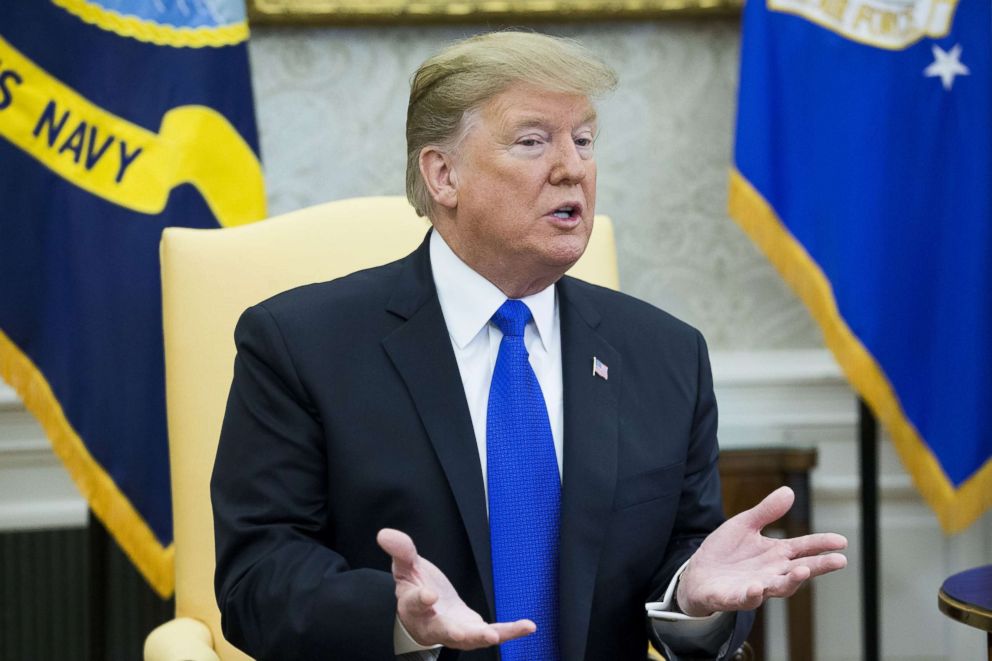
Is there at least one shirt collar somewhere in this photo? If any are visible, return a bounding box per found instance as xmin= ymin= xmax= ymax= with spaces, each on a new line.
xmin=430 ymin=230 xmax=555 ymax=351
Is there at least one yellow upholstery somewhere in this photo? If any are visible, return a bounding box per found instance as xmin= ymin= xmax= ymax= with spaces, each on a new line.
xmin=144 ymin=617 xmax=219 ymax=661
xmin=146 ymin=196 xmax=619 ymax=660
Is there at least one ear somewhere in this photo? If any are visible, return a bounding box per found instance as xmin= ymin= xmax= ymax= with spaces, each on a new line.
xmin=419 ymin=146 xmax=458 ymax=211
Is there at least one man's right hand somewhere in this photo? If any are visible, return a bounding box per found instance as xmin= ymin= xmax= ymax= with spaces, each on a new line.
xmin=376 ymin=528 xmax=536 ymax=650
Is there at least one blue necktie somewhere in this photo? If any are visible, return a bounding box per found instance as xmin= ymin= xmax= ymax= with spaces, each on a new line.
xmin=487 ymin=299 xmax=560 ymax=661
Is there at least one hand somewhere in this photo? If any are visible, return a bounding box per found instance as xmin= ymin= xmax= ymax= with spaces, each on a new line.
xmin=676 ymin=486 xmax=847 ymax=617
xmin=376 ymin=528 xmax=536 ymax=650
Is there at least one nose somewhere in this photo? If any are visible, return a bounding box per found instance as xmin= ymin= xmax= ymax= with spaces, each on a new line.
xmin=549 ymin=140 xmax=587 ymax=186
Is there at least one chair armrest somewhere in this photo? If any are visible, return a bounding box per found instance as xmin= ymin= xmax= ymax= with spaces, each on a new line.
xmin=144 ymin=617 xmax=221 ymax=661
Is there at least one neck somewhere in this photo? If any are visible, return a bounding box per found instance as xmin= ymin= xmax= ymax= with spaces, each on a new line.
xmin=435 ymin=228 xmax=565 ymax=299
xmin=493 ymin=273 xmax=560 ymax=300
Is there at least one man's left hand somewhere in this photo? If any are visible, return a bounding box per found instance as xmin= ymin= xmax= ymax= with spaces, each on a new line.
xmin=676 ymin=486 xmax=847 ymax=617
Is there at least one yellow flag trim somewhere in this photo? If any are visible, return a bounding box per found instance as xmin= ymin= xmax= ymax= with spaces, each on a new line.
xmin=0 ymin=35 xmax=266 ymax=227
xmin=52 ymin=0 xmax=249 ymax=48
xmin=728 ymin=168 xmax=992 ymax=533
xmin=0 ymin=329 xmax=175 ymax=597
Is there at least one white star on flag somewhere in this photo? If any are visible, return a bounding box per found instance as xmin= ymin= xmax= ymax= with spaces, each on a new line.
xmin=923 ymin=43 xmax=970 ymax=91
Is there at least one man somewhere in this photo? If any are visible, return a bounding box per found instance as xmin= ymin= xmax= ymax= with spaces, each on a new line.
xmin=211 ymin=31 xmax=847 ymax=661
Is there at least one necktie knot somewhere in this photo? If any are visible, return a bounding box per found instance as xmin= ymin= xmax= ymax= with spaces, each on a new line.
xmin=492 ymin=299 xmax=532 ymax=338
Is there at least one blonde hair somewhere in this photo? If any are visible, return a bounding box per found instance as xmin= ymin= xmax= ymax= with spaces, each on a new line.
xmin=406 ymin=31 xmax=618 ymax=218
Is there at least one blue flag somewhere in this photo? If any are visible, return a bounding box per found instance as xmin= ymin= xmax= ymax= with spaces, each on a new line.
xmin=731 ymin=0 xmax=991 ymax=532
xmin=0 ymin=1 xmax=266 ymax=594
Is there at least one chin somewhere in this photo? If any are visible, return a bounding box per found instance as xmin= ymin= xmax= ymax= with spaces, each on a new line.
xmin=540 ymin=244 xmax=587 ymax=273
xmin=551 ymin=233 xmax=590 ymax=263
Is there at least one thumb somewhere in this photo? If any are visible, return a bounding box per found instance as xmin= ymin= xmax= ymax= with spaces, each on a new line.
xmin=738 ymin=486 xmax=794 ymax=531
xmin=377 ymin=528 xmax=419 ymax=574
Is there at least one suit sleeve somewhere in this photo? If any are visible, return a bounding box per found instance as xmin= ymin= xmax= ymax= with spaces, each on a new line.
xmin=211 ymin=304 xmax=397 ymax=660
xmin=646 ymin=330 xmax=754 ymax=659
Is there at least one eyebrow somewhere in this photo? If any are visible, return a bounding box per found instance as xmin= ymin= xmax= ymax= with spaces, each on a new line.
xmin=506 ymin=110 xmax=599 ymax=132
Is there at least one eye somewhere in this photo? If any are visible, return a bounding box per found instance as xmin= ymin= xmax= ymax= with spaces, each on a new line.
xmin=574 ymin=125 xmax=596 ymax=147
xmin=517 ymin=136 xmax=545 ymax=147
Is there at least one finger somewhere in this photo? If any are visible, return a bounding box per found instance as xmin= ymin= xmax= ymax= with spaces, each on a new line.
xmin=377 ymin=528 xmax=419 ymax=575
xmin=418 ymin=587 xmax=439 ymax=607
xmin=490 ymin=619 xmax=537 ymax=642
xmin=397 ymin=586 xmax=438 ymax=619
xmin=761 ymin=566 xmax=811 ymax=599
xmin=731 ymin=581 xmax=766 ymax=610
xmin=401 ymin=585 xmax=439 ymax=611
xmin=736 ymin=486 xmax=794 ymax=531
xmin=442 ymin=623 xmax=500 ymax=649
xmin=783 ymin=532 xmax=848 ymax=558
xmin=791 ymin=552 xmax=848 ymax=578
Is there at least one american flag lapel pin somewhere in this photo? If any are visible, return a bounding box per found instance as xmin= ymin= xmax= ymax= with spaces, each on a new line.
xmin=592 ymin=356 xmax=609 ymax=380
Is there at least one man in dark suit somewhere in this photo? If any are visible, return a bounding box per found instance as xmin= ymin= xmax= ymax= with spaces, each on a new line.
xmin=211 ymin=31 xmax=847 ymax=661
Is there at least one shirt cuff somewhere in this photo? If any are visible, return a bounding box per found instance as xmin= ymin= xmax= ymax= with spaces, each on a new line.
xmin=645 ymin=559 xmax=718 ymax=621
xmin=645 ymin=559 xmax=733 ymax=655
xmin=394 ymin=616 xmax=443 ymax=655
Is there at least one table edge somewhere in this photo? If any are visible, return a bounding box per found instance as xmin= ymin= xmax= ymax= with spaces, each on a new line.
xmin=938 ymin=588 xmax=992 ymax=633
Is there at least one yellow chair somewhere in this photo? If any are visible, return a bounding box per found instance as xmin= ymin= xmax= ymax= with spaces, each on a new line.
xmin=144 ymin=196 xmax=620 ymax=660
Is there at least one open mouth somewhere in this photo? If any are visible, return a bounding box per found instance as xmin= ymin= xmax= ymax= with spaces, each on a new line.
xmin=550 ymin=205 xmax=580 ymax=220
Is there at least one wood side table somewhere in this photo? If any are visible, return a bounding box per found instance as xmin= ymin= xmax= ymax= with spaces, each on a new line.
xmin=719 ymin=447 xmax=818 ymax=661
xmin=938 ymin=564 xmax=992 ymax=660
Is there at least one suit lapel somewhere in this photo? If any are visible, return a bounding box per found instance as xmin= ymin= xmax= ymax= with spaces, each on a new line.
xmin=557 ymin=277 xmax=621 ymax=661
xmin=381 ymin=234 xmax=495 ymax=620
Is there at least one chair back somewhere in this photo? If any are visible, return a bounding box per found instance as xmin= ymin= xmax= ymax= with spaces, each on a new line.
xmin=160 ymin=196 xmax=619 ymax=659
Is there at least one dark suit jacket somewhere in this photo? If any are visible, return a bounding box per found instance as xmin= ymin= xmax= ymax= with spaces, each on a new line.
xmin=211 ymin=233 xmax=752 ymax=660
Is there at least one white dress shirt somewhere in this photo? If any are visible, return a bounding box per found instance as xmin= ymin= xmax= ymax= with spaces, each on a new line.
xmin=394 ymin=231 xmax=728 ymax=657
xmin=430 ymin=229 xmax=564 ymax=489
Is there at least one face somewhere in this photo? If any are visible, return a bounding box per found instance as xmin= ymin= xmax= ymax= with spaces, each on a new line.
xmin=430 ymin=83 xmax=598 ymax=295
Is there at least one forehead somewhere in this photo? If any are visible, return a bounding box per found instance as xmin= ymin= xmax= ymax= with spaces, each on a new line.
xmin=479 ymin=83 xmax=597 ymax=132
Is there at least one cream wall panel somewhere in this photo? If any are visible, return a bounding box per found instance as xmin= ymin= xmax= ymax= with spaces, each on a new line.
xmin=0 ymin=383 xmax=86 ymax=529
xmin=246 ymin=21 xmax=822 ymax=350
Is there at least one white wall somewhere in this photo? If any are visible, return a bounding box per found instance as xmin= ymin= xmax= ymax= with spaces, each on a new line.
xmin=247 ymin=20 xmax=822 ymax=349
xmin=0 ymin=382 xmax=87 ymax=531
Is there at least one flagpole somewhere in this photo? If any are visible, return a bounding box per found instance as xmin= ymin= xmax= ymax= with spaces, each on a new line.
xmin=858 ymin=399 xmax=880 ymax=661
